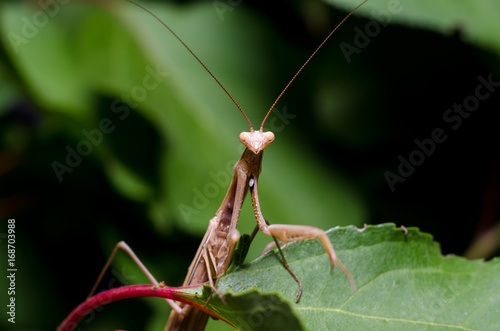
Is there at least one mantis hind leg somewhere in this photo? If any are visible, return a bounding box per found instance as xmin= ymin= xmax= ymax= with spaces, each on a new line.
xmin=89 ymin=241 xmax=183 ymax=314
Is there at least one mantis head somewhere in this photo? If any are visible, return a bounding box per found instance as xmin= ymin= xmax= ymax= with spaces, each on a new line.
xmin=239 ymin=129 xmax=275 ymax=154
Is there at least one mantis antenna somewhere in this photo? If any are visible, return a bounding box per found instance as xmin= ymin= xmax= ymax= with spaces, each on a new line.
xmin=126 ymin=0 xmax=253 ymax=129
xmin=260 ymin=0 xmax=370 ymax=130
xmin=127 ymin=0 xmax=369 ymax=131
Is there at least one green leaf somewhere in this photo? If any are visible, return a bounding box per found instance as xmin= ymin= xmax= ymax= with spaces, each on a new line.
xmin=326 ymin=0 xmax=500 ymax=55
xmin=180 ymin=286 xmax=303 ymax=331
xmin=207 ymin=223 xmax=500 ymax=330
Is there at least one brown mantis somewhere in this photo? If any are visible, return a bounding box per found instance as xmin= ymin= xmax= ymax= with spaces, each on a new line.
xmin=87 ymin=0 xmax=368 ymax=329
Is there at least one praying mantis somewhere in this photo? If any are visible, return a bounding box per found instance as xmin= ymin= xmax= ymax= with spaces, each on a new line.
xmin=83 ymin=0 xmax=367 ymax=330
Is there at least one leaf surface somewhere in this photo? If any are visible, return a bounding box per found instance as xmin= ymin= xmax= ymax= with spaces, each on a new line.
xmin=206 ymin=224 xmax=500 ymax=330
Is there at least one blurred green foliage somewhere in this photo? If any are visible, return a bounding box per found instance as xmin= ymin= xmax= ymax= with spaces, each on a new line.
xmin=0 ymin=0 xmax=499 ymax=329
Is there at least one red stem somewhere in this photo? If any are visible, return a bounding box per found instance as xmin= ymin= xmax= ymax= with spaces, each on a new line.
xmin=57 ymin=284 xmax=232 ymax=331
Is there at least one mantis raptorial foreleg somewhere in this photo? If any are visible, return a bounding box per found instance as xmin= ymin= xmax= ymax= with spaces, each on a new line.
xmin=249 ymin=171 xmax=357 ymax=292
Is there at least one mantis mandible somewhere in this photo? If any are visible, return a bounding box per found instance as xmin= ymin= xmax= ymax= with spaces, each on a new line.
xmin=87 ymin=0 xmax=367 ymax=330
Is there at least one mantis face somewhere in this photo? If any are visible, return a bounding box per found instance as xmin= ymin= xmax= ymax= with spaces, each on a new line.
xmin=239 ymin=129 xmax=275 ymax=154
